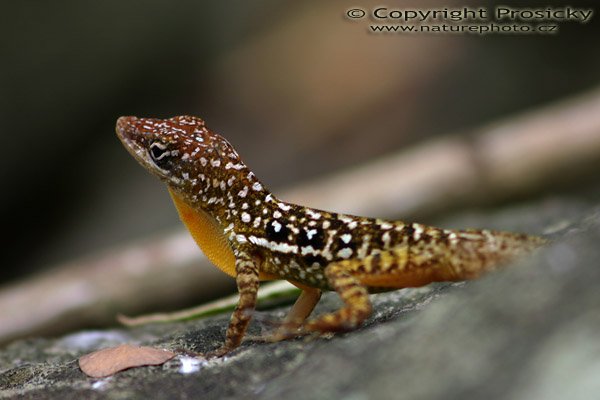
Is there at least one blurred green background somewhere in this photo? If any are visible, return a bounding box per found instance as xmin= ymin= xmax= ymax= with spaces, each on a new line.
xmin=2 ymin=0 xmax=598 ymax=283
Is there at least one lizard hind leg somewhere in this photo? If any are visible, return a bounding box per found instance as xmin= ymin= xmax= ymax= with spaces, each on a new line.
xmin=302 ymin=261 xmax=373 ymax=334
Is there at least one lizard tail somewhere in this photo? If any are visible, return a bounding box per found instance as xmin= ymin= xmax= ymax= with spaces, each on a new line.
xmin=442 ymin=230 xmax=547 ymax=280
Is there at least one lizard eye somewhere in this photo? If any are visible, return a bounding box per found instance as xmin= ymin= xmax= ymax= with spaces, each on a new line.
xmin=149 ymin=141 xmax=171 ymax=168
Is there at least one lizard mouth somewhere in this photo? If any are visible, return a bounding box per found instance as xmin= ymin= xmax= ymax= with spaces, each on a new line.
xmin=116 ymin=116 xmax=169 ymax=179
xmin=116 ymin=116 xmax=143 ymax=156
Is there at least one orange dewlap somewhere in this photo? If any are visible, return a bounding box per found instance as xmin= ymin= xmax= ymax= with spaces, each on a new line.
xmin=168 ymin=189 xmax=277 ymax=281
xmin=169 ymin=189 xmax=236 ymax=277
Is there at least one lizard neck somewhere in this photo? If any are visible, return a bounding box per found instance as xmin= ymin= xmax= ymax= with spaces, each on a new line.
xmin=168 ymin=158 xmax=272 ymax=227
xmin=166 ymin=158 xmax=281 ymax=278
xmin=168 ymin=185 xmax=282 ymax=281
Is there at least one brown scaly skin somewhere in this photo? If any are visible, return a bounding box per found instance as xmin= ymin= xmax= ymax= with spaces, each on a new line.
xmin=116 ymin=115 xmax=547 ymax=356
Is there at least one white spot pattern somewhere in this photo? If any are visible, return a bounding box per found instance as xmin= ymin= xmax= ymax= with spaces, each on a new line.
xmin=272 ymin=220 xmax=282 ymax=232
xmin=337 ymin=248 xmax=353 ymax=259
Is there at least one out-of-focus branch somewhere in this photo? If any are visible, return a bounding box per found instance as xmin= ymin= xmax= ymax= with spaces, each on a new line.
xmin=284 ymin=87 xmax=600 ymax=217
xmin=0 ymin=233 xmax=232 ymax=345
xmin=1 ymin=87 xmax=600 ymax=345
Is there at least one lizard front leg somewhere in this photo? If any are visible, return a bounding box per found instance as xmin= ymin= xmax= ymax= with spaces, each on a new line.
xmin=210 ymin=252 xmax=260 ymax=356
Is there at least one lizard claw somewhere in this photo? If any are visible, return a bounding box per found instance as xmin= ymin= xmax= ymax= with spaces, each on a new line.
xmin=265 ymin=320 xmax=310 ymax=342
xmin=204 ymin=345 xmax=236 ymax=358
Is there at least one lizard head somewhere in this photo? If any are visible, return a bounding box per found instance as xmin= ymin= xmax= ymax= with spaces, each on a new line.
xmin=116 ymin=115 xmax=267 ymax=212
xmin=116 ymin=115 xmax=244 ymax=187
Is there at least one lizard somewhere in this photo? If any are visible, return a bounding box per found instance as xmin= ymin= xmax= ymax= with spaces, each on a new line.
xmin=116 ymin=115 xmax=546 ymax=357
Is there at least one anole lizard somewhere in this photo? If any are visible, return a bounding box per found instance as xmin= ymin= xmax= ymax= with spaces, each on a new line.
xmin=116 ymin=115 xmax=546 ymax=357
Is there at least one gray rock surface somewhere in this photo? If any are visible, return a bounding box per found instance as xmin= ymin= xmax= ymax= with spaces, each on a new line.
xmin=1 ymin=199 xmax=599 ymax=400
